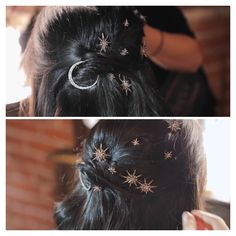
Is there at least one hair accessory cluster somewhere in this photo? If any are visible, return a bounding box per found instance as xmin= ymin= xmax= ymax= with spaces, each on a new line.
xmin=68 ymin=13 xmax=147 ymax=92
xmin=78 ymin=121 xmax=181 ymax=195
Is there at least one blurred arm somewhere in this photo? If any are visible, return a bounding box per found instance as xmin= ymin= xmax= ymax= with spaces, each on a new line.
xmin=143 ymin=24 xmax=203 ymax=72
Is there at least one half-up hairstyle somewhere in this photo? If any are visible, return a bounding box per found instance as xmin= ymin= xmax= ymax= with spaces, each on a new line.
xmin=21 ymin=6 xmax=170 ymax=116
xmin=55 ymin=120 xmax=206 ymax=229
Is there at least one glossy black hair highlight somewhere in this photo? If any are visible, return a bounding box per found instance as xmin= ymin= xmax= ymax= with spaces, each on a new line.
xmin=21 ymin=6 xmax=171 ymax=116
xmin=55 ymin=120 xmax=206 ymax=229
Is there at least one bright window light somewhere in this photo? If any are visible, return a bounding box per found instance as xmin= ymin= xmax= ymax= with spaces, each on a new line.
xmin=203 ymin=119 xmax=230 ymax=202
xmin=6 ymin=26 xmax=31 ymax=104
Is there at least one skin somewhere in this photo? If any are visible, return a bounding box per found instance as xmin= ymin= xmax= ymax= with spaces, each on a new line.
xmin=182 ymin=210 xmax=229 ymax=230
xmin=143 ymin=24 xmax=203 ymax=73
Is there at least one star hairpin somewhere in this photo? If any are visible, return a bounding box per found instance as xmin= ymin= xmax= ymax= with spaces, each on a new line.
xmin=107 ymin=73 xmax=115 ymax=80
xmin=93 ymin=186 xmax=102 ymax=192
xmin=133 ymin=9 xmax=139 ymax=15
xmin=137 ymin=179 xmax=157 ymax=194
xmin=119 ymin=75 xmax=132 ymax=95
xmin=108 ymin=166 xmax=117 ymax=175
xmin=164 ymin=151 xmax=173 ymax=160
xmin=98 ymin=33 xmax=109 ymax=53
xmin=167 ymin=120 xmax=181 ymax=133
xmin=132 ymin=9 xmax=146 ymax=22
xmin=123 ymin=19 xmax=129 ymax=27
xmin=131 ymin=138 xmax=140 ymax=146
xmin=92 ymin=144 xmax=110 ymax=161
xmin=120 ymin=48 xmax=129 ymax=56
xmin=122 ymin=170 xmax=142 ymax=187
xmin=139 ymin=14 xmax=146 ymax=22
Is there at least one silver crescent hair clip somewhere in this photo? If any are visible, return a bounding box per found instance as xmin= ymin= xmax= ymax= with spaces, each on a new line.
xmin=68 ymin=60 xmax=99 ymax=90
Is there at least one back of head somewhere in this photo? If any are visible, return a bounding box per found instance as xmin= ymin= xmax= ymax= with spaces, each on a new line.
xmin=55 ymin=120 xmax=206 ymax=229
xmin=22 ymin=6 xmax=169 ymax=116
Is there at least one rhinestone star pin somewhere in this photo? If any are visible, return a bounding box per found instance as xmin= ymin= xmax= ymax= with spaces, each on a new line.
xmin=164 ymin=151 xmax=173 ymax=160
xmin=92 ymin=144 xmax=110 ymax=161
xmin=119 ymin=75 xmax=132 ymax=95
xmin=120 ymin=48 xmax=129 ymax=56
xmin=123 ymin=19 xmax=129 ymax=27
xmin=98 ymin=33 xmax=109 ymax=53
xmin=133 ymin=9 xmax=139 ymax=15
xmin=122 ymin=170 xmax=142 ymax=187
xmin=167 ymin=120 xmax=181 ymax=133
xmin=131 ymin=138 xmax=140 ymax=146
xmin=139 ymin=14 xmax=146 ymax=22
xmin=93 ymin=186 xmax=102 ymax=192
xmin=137 ymin=179 xmax=157 ymax=194
xmin=107 ymin=73 xmax=115 ymax=80
xmin=108 ymin=166 xmax=117 ymax=175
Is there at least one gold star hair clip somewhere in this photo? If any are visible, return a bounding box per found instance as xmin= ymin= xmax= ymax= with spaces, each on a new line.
xmin=164 ymin=151 xmax=173 ymax=160
xmin=98 ymin=33 xmax=110 ymax=53
xmin=121 ymin=169 xmax=142 ymax=187
xmin=167 ymin=120 xmax=181 ymax=133
xmin=92 ymin=144 xmax=110 ymax=162
xmin=107 ymin=73 xmax=115 ymax=80
xmin=133 ymin=9 xmax=139 ymax=15
xmin=119 ymin=74 xmax=132 ymax=95
xmin=93 ymin=186 xmax=102 ymax=192
xmin=139 ymin=14 xmax=146 ymax=22
xmin=123 ymin=19 xmax=129 ymax=27
xmin=131 ymin=138 xmax=140 ymax=146
xmin=120 ymin=48 xmax=129 ymax=56
xmin=108 ymin=166 xmax=117 ymax=175
xmin=137 ymin=179 xmax=157 ymax=194
xmin=132 ymin=9 xmax=146 ymax=22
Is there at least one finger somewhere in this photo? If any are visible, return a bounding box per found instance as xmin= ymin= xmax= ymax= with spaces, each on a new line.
xmin=194 ymin=214 xmax=213 ymax=230
xmin=182 ymin=211 xmax=197 ymax=230
xmin=191 ymin=210 xmax=229 ymax=230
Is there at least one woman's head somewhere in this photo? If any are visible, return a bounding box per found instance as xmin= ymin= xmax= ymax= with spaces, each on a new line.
xmin=22 ymin=6 xmax=168 ymax=116
xmin=55 ymin=120 xmax=206 ymax=229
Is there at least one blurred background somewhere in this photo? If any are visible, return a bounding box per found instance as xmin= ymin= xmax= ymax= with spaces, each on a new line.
xmin=6 ymin=119 xmax=230 ymax=229
xmin=181 ymin=6 xmax=230 ymax=115
xmin=6 ymin=6 xmax=230 ymax=116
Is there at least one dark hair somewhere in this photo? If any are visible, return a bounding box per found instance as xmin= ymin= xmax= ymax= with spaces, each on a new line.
xmin=54 ymin=120 xmax=206 ymax=229
xmin=22 ymin=6 xmax=170 ymax=116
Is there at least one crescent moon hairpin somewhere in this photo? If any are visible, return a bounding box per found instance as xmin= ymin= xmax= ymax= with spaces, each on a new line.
xmin=68 ymin=60 xmax=99 ymax=90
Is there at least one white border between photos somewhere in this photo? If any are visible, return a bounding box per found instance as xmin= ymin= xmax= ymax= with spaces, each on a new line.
xmin=1 ymin=0 xmax=235 ymax=235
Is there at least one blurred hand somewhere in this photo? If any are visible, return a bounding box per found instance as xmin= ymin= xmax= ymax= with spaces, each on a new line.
xmin=182 ymin=210 xmax=229 ymax=230
xmin=143 ymin=24 xmax=203 ymax=72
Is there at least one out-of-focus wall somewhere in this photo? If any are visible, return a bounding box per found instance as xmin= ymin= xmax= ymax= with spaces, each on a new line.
xmin=181 ymin=6 xmax=230 ymax=115
xmin=6 ymin=120 xmax=74 ymax=229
